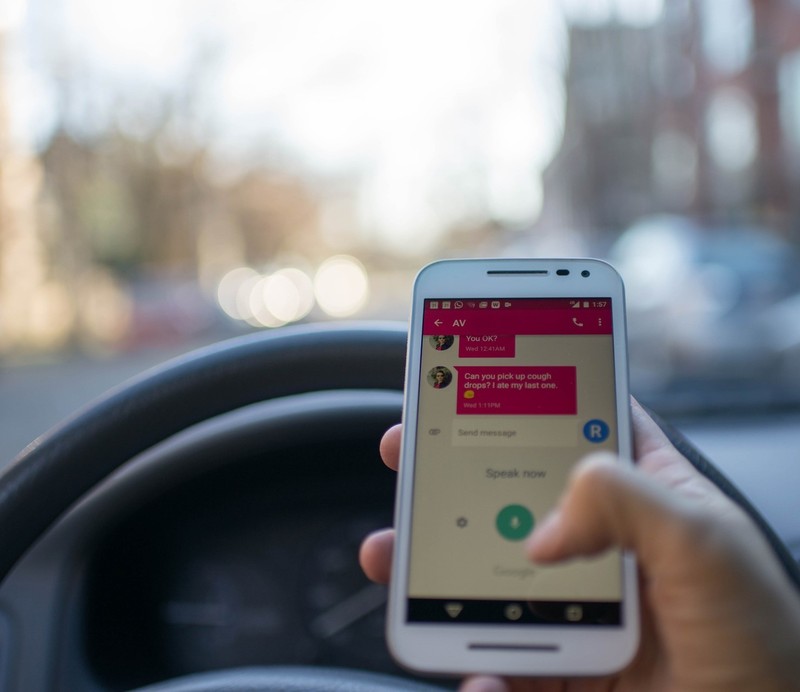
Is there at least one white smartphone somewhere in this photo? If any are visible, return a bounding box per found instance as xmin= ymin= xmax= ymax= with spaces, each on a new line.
xmin=388 ymin=258 xmax=638 ymax=677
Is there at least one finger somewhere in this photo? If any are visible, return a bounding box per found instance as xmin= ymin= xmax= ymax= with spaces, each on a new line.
xmin=379 ymin=424 xmax=402 ymax=472
xmin=630 ymin=397 xmax=675 ymax=460
xmin=630 ymin=398 xmax=731 ymax=507
xmin=526 ymin=453 xmax=689 ymax=568
xmin=461 ymin=676 xmax=567 ymax=692
xmin=459 ymin=676 xmax=508 ymax=692
xmin=359 ymin=528 xmax=395 ymax=584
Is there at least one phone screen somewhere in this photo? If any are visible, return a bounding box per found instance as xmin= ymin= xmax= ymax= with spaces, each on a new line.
xmin=407 ymin=297 xmax=622 ymax=627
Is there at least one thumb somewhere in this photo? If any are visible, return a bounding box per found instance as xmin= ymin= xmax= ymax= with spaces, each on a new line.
xmin=526 ymin=453 xmax=692 ymax=569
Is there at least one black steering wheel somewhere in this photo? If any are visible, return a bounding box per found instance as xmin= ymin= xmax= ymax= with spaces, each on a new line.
xmin=0 ymin=322 xmax=446 ymax=691
xmin=0 ymin=322 xmax=408 ymax=583
xmin=0 ymin=321 xmax=797 ymax=691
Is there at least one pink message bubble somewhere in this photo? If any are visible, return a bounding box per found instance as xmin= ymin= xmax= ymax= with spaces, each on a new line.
xmin=458 ymin=334 xmax=516 ymax=358
xmin=454 ymin=366 xmax=577 ymax=416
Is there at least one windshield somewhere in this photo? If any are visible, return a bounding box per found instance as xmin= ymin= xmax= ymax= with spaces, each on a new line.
xmin=2 ymin=0 xmax=799 ymax=462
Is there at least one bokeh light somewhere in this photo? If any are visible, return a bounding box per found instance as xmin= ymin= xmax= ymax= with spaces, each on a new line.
xmin=263 ymin=268 xmax=315 ymax=323
xmin=217 ymin=267 xmax=259 ymax=320
xmin=248 ymin=276 xmax=287 ymax=328
xmin=216 ymin=266 xmax=317 ymax=327
xmin=235 ymin=273 xmax=263 ymax=323
xmin=314 ymin=256 xmax=369 ymax=318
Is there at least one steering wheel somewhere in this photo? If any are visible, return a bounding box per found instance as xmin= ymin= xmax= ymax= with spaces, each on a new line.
xmin=1 ymin=321 xmax=798 ymax=691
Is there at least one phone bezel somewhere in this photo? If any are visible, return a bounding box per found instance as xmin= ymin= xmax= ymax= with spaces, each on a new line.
xmin=388 ymin=258 xmax=638 ymax=676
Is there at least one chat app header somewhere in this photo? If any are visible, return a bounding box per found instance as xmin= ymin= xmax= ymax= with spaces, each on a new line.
xmin=423 ymin=298 xmax=612 ymax=337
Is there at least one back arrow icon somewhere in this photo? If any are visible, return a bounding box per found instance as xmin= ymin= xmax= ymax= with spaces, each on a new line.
xmin=434 ymin=319 xmax=443 ymax=326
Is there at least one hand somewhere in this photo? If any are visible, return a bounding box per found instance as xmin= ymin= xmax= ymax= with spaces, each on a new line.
xmin=360 ymin=400 xmax=800 ymax=691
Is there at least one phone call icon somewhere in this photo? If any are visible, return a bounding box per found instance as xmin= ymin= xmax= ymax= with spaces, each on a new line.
xmin=572 ymin=317 xmax=584 ymax=327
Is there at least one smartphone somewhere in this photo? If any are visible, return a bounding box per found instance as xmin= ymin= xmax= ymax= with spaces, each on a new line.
xmin=388 ymin=258 xmax=638 ymax=677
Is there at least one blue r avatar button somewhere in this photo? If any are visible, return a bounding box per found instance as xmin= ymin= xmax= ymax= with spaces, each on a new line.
xmin=583 ymin=419 xmax=610 ymax=443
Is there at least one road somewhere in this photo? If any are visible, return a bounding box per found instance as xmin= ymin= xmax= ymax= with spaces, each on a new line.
xmin=0 ymin=343 xmax=205 ymax=467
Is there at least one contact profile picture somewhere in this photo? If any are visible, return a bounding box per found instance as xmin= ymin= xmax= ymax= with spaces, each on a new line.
xmin=429 ymin=334 xmax=455 ymax=351
xmin=427 ymin=366 xmax=453 ymax=389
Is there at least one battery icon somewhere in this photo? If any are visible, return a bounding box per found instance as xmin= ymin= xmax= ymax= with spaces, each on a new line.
xmin=583 ymin=301 xmax=589 ymax=308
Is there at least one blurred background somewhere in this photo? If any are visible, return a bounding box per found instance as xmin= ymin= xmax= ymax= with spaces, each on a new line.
xmin=2 ymin=0 xmax=800 ymax=461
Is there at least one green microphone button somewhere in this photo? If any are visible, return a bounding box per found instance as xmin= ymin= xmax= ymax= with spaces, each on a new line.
xmin=496 ymin=504 xmax=534 ymax=541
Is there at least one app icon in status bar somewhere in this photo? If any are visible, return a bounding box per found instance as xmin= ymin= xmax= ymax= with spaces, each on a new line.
xmin=430 ymin=299 xmax=514 ymax=309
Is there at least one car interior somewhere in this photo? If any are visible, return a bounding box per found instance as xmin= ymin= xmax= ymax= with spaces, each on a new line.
xmin=1 ymin=1 xmax=800 ymax=690
xmin=1 ymin=323 xmax=799 ymax=691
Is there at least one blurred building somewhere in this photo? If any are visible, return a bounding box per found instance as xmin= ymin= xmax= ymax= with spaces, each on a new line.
xmin=0 ymin=31 xmax=139 ymax=355
xmin=0 ymin=28 xmax=64 ymax=353
xmin=538 ymin=0 xmax=800 ymax=244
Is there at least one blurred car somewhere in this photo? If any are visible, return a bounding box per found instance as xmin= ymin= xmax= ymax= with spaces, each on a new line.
xmin=611 ymin=215 xmax=800 ymax=410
